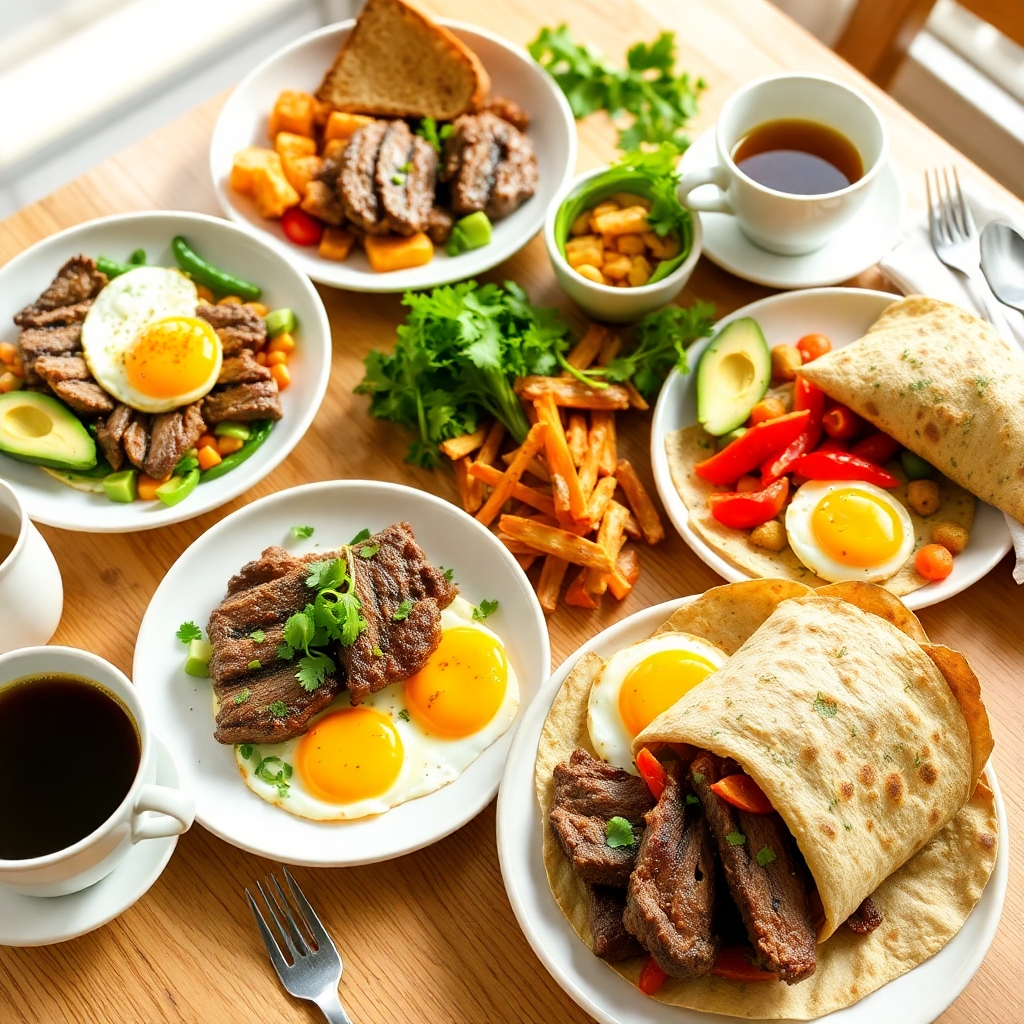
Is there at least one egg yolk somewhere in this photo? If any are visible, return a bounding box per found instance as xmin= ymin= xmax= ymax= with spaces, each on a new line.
xmin=405 ymin=627 xmax=507 ymax=738
xmin=124 ymin=316 xmax=219 ymax=398
xmin=811 ymin=488 xmax=904 ymax=567
xmin=618 ymin=649 xmax=719 ymax=737
xmin=296 ymin=707 xmax=403 ymax=804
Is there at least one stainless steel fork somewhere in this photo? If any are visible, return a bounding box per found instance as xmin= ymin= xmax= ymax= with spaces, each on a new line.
xmin=247 ymin=866 xmax=355 ymax=1024
xmin=925 ymin=167 xmax=1014 ymax=338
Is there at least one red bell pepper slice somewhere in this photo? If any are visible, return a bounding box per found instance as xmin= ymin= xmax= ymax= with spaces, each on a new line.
xmin=709 ymin=774 xmax=774 ymax=814
xmin=849 ymin=431 xmax=900 ymax=465
xmin=792 ymin=375 xmax=825 ymax=422
xmin=815 ymin=437 xmax=849 ymax=454
xmin=789 ymin=451 xmax=899 ymax=488
xmin=695 ymin=410 xmax=810 ymax=486
xmin=760 ymin=422 xmax=821 ymax=486
xmin=635 ymin=748 xmax=667 ymax=799
xmin=711 ymin=947 xmax=779 ymax=983
xmin=638 ymin=955 xmax=668 ymax=995
xmin=822 ymin=403 xmax=862 ymax=440
xmin=708 ymin=477 xmax=789 ymax=530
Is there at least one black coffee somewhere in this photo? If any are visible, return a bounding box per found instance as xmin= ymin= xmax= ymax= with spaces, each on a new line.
xmin=733 ymin=118 xmax=864 ymax=195
xmin=0 ymin=675 xmax=140 ymax=860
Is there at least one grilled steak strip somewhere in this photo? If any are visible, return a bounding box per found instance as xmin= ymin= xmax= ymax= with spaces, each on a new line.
xmin=218 ymin=352 xmax=272 ymax=385
xmin=122 ymin=415 xmax=151 ymax=470
xmin=846 ymin=896 xmax=882 ymax=934
xmin=623 ymin=763 xmax=718 ymax=978
xmin=340 ymin=120 xmax=390 ymax=233
xmin=203 ymin=381 xmax=282 ymax=423
xmin=549 ymin=748 xmax=656 ymax=886
xmin=374 ymin=122 xmax=437 ymax=236
xmin=49 ymin=380 xmax=114 ymax=416
xmin=341 ymin=522 xmax=458 ymax=705
xmin=96 ymin=403 xmax=133 ymax=470
xmin=588 ymin=885 xmax=644 ymax=962
xmin=483 ymin=95 xmax=531 ymax=131
xmin=32 ymin=355 xmax=91 ymax=385
xmin=690 ymin=752 xmax=817 ymax=984
xmin=195 ymin=303 xmax=266 ymax=356
xmin=14 ymin=256 xmax=107 ymax=325
xmin=144 ymin=402 xmax=205 ymax=479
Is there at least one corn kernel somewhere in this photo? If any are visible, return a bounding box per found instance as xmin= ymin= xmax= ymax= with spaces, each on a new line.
xmin=643 ymin=231 xmax=681 ymax=259
xmin=197 ymin=434 xmax=218 ymax=451
xmin=196 ymin=285 xmax=215 ymax=303
xmin=255 ymin=351 xmax=268 ymax=366
xmin=266 ymin=350 xmax=287 ymax=366
xmin=0 ymin=372 xmax=23 ymax=393
xmin=0 ymin=342 xmax=16 ymax=363
xmin=217 ymin=436 xmax=245 ymax=456
xmin=575 ymin=264 xmax=604 ymax=284
xmin=268 ymin=332 xmax=296 ymax=354
xmin=244 ymin=302 xmax=269 ymax=317
xmin=270 ymin=362 xmax=291 ymax=389
xmin=218 ymin=295 xmax=242 ymax=306
xmin=197 ymin=445 xmax=222 ymax=471
xmin=10 ymin=356 xmax=24 ymax=378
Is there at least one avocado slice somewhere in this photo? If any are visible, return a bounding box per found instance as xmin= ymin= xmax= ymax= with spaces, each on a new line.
xmin=696 ymin=318 xmax=771 ymax=436
xmin=0 ymin=391 xmax=97 ymax=470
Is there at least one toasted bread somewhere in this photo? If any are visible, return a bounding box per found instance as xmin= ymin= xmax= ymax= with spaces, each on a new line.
xmin=317 ymin=0 xmax=490 ymax=120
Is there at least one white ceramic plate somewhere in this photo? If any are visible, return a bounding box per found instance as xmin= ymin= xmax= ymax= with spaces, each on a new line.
xmin=133 ymin=480 xmax=550 ymax=866
xmin=681 ymin=128 xmax=904 ymax=289
xmin=0 ymin=211 xmax=331 ymax=533
xmin=650 ymin=288 xmax=1011 ymax=610
xmin=496 ymin=598 xmax=1008 ymax=1024
xmin=210 ymin=21 xmax=577 ymax=292
xmin=0 ymin=739 xmax=180 ymax=947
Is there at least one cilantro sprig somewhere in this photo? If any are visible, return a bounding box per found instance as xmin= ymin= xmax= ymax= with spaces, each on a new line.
xmin=473 ymin=599 xmax=499 ymax=621
xmin=176 ymin=621 xmax=202 ymax=643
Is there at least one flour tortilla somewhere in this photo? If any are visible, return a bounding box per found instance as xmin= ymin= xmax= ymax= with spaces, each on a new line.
xmin=537 ymin=582 xmax=997 ymax=1020
xmin=798 ymin=295 xmax=1024 ymax=522
xmin=665 ymin=424 xmax=975 ymax=596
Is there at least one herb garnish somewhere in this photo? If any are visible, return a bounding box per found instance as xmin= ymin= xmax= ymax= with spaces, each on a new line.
xmin=756 ymin=846 xmax=777 ymax=867
xmin=392 ymin=599 xmax=414 ymax=621
xmin=291 ymin=525 xmax=314 ymax=539
xmin=473 ymin=598 xmax=499 ymax=620
xmin=440 ymin=566 xmax=455 ymax=583
xmin=249 ymin=629 xmax=266 ymax=643
xmin=234 ymin=688 xmax=250 ymax=706
xmin=691 ymin=772 xmax=705 ymax=784
xmin=605 ymin=816 xmax=636 ymax=849
xmin=813 ymin=693 xmax=838 ymax=719
xmin=255 ymin=755 xmax=292 ymax=797
xmin=177 ymin=621 xmax=202 ymax=643
xmin=725 ymin=831 xmax=746 ymax=846
xmin=685 ymin=793 xmax=700 ymax=806
xmin=247 ymin=659 xmax=261 ymax=671
xmin=398 ymin=709 xmax=410 ymax=722
xmin=359 ymin=543 xmax=380 ymax=559
xmin=349 ymin=528 xmax=371 ymax=545
xmin=415 ymin=117 xmax=454 ymax=152
xmin=372 ymin=644 xmax=383 ymax=657
xmin=239 ymin=743 xmax=254 ymax=760
xmin=268 ymin=700 xmax=288 ymax=718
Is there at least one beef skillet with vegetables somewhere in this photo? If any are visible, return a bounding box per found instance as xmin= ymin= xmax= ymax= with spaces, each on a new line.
xmin=0 ymin=239 xmax=300 ymax=508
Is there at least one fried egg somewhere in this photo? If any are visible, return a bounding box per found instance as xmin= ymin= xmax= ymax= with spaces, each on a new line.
xmin=588 ymin=632 xmax=727 ymax=772
xmin=786 ymin=480 xmax=915 ymax=584
xmin=82 ymin=267 xmax=222 ymax=413
xmin=234 ymin=597 xmax=519 ymax=820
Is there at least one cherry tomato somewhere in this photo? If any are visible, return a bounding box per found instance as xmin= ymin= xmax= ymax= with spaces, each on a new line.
xmin=915 ymin=543 xmax=954 ymax=581
xmin=821 ymin=404 xmax=862 ymax=440
xmin=281 ymin=207 xmax=324 ymax=246
xmin=796 ymin=333 xmax=832 ymax=362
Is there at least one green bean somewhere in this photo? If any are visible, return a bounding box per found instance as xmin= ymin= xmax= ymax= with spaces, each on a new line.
xmin=171 ymin=236 xmax=261 ymax=301
xmin=128 ymin=248 xmax=147 ymax=265
xmin=97 ymin=256 xmax=133 ymax=279
xmin=200 ymin=421 xmax=273 ymax=482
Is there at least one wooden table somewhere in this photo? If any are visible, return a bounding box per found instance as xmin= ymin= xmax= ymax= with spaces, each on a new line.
xmin=1 ymin=1 xmax=1021 ymax=1021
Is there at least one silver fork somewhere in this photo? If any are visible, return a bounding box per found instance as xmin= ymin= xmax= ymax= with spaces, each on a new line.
xmin=925 ymin=167 xmax=1014 ymax=338
xmin=247 ymin=866 xmax=355 ymax=1024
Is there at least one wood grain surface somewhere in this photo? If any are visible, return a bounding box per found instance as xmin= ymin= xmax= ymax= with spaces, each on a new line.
xmin=1 ymin=1 xmax=1021 ymax=1021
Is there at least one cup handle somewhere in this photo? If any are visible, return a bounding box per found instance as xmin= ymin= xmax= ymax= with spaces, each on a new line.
xmin=677 ymin=165 xmax=734 ymax=214
xmin=131 ymin=784 xmax=196 ymax=843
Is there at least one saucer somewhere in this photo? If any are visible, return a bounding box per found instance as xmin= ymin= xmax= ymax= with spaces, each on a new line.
xmin=680 ymin=128 xmax=904 ymax=289
xmin=0 ymin=738 xmax=181 ymax=947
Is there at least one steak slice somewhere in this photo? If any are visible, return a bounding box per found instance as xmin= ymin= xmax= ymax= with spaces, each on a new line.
xmin=144 ymin=402 xmax=205 ymax=479
xmin=14 ymin=256 xmax=106 ymax=325
xmin=196 ymin=303 xmax=266 ymax=356
xmin=18 ymin=324 xmax=84 ymax=384
xmin=589 ymin=885 xmax=644 ymax=962
xmin=623 ymin=763 xmax=718 ymax=978
xmin=426 ymin=205 xmax=454 ymax=245
xmin=340 ymin=120 xmax=390 ymax=233
xmin=549 ymin=747 xmax=656 ymax=886
xmin=203 ymin=381 xmax=282 ymax=423
xmin=32 ymin=355 xmax=90 ymax=385
xmin=489 ymin=126 xmax=538 ymax=219
xmin=122 ymin=414 xmax=150 ymax=470
xmin=49 ymin=379 xmax=114 ymax=416
xmin=227 ymin=544 xmax=299 ymax=594
xmin=340 ymin=522 xmax=458 ymax=704
xmin=483 ymin=95 xmax=531 ymax=132
xmin=14 ymin=302 xmax=93 ymax=330
xmin=218 ymin=352 xmax=272 ymax=385
xmin=846 ymin=896 xmax=882 ymax=935
xmin=690 ymin=753 xmax=816 ymax=984
xmin=374 ymin=121 xmax=437 ymax=235
xmin=96 ymin=403 xmax=132 ymax=471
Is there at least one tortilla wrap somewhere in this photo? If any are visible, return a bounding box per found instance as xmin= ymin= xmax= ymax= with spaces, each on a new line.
xmin=798 ymin=295 xmax=1024 ymax=522
xmin=537 ymin=581 xmax=997 ymax=1019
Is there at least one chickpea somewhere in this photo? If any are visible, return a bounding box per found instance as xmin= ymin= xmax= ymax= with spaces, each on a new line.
xmin=907 ymin=478 xmax=941 ymax=516
xmin=771 ymin=344 xmax=803 ymax=382
xmin=931 ymin=520 xmax=969 ymax=555
xmin=750 ymin=519 xmax=787 ymax=552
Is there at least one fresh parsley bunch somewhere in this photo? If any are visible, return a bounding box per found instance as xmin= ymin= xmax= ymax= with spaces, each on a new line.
xmin=528 ymin=26 xmax=705 ymax=151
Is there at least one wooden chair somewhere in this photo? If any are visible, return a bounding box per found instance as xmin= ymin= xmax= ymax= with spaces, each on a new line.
xmin=836 ymin=0 xmax=1024 ymax=87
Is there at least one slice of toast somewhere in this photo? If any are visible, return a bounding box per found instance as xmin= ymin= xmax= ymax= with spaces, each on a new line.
xmin=317 ymin=0 xmax=490 ymax=120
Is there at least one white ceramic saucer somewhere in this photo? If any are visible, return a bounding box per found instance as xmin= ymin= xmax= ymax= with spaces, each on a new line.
xmin=0 ymin=739 xmax=181 ymax=947
xmin=680 ymin=127 xmax=904 ymax=288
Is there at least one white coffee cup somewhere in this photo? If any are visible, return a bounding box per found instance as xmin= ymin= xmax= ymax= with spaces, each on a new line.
xmin=0 ymin=479 xmax=63 ymax=654
xmin=0 ymin=646 xmax=195 ymax=897
xmin=677 ymin=73 xmax=888 ymax=256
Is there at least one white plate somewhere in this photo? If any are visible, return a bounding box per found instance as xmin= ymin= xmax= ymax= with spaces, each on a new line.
xmin=496 ymin=598 xmax=1008 ymax=1024
xmin=133 ymin=480 xmax=550 ymax=866
xmin=0 ymin=738 xmax=181 ymax=947
xmin=0 ymin=211 xmax=331 ymax=533
xmin=650 ymin=288 xmax=1011 ymax=610
xmin=210 ymin=21 xmax=576 ymax=292
xmin=681 ymin=129 xmax=904 ymax=289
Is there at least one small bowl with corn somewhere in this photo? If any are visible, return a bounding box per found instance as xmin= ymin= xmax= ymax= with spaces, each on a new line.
xmin=544 ymin=166 xmax=702 ymax=323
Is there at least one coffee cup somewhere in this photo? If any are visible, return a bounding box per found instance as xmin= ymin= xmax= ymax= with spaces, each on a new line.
xmin=0 ymin=646 xmax=194 ymax=897
xmin=677 ymin=73 xmax=888 ymax=256
xmin=0 ymin=480 xmax=63 ymax=654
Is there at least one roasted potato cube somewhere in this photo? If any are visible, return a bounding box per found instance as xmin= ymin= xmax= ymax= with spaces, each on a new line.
xmin=617 ymin=233 xmax=646 ymax=255
xmin=575 ymin=264 xmax=604 ymax=284
xmin=602 ymin=254 xmax=633 ymax=281
xmin=570 ymin=210 xmax=592 ymax=236
xmin=627 ymin=255 xmax=653 ymax=287
xmin=268 ymin=90 xmax=317 ymax=138
xmin=593 ymin=206 xmax=649 ymax=236
xmin=771 ymin=344 xmax=803 ymax=381
xmin=230 ymin=147 xmax=277 ymax=196
xmin=364 ymin=232 xmax=434 ymax=272
xmin=319 ymin=226 xmax=356 ymax=262
xmin=565 ymin=235 xmax=603 ymax=269
xmin=322 ymin=138 xmax=347 ymax=162
xmin=282 ymin=154 xmax=324 ymax=197
xmin=643 ymin=230 xmax=681 ymax=259
xmin=931 ymin=520 xmax=969 ymax=554
xmin=591 ymin=200 xmax=620 ymax=220
xmin=325 ymin=111 xmax=375 ymax=142
xmin=274 ymin=131 xmax=317 ymax=161
xmin=312 ymin=98 xmax=333 ymax=126
xmin=907 ymin=479 xmax=941 ymax=516
xmin=251 ymin=163 xmax=300 ymax=219
xmin=750 ymin=520 xmax=787 ymax=551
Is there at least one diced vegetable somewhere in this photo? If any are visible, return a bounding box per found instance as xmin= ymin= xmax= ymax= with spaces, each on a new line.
xmin=915 ymin=543 xmax=953 ymax=581
xmin=274 ymin=131 xmax=317 ymax=161
xmin=214 ymin=421 xmax=251 ymax=440
xmin=796 ymin=333 xmax=832 ymax=362
xmin=635 ymin=748 xmax=667 ymax=799
xmin=270 ymin=363 xmax=291 ymax=389
xmin=364 ymin=232 xmax=434 ymax=272
xmin=171 ymin=237 xmax=261 ymax=300
xmin=319 ymin=226 xmax=355 ymax=261
xmin=103 ymin=469 xmax=137 ymax=503
xmin=267 ymin=90 xmax=317 ymax=138
xmin=710 ymin=774 xmax=774 ymax=814
xmin=200 ymin=420 xmax=274 ymax=481
xmin=252 ymin=162 xmax=301 ymax=219
xmin=748 ymin=397 xmax=786 ymax=425
xmin=707 ymin=477 xmax=789 ymax=529
xmin=900 ymin=449 xmax=935 ymax=480
xmin=184 ymin=638 xmax=213 ymax=678
xmin=229 ymin=147 xmax=279 ymax=196
xmin=268 ymin=332 xmax=296 ymax=354
xmin=265 ymin=308 xmax=297 ymax=338
xmin=695 ymin=410 xmax=810 ymax=485
xmin=445 ymin=211 xmax=493 ymax=255
xmin=281 ymin=154 xmax=324 ymax=198
xmin=638 ymin=955 xmax=668 ymax=995
xmin=137 ymin=473 xmax=169 ymax=501
xmin=197 ymin=445 xmax=222 ymax=471
xmin=155 ymin=468 xmax=200 ymax=507
xmin=281 ymin=206 xmax=324 ymax=246
xmin=789 ymin=451 xmax=898 ymax=489
xmin=324 ymin=111 xmax=374 ymax=141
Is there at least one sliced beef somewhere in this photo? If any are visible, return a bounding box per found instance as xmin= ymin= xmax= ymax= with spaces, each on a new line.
xmin=483 ymin=95 xmax=531 ymax=132
xmin=549 ymin=747 xmax=655 ymax=886
xmin=374 ymin=122 xmax=437 ymax=235
xmin=846 ymin=896 xmax=882 ymax=935
xmin=340 ymin=522 xmax=458 ymax=704
xmin=96 ymin=403 xmax=133 ymax=471
xmin=588 ymin=886 xmax=644 ymax=962
xmin=302 ymin=162 xmax=346 ymax=227
xmin=690 ymin=753 xmax=816 ymax=984
xmin=623 ymin=763 xmax=718 ymax=978
xmin=226 ymin=544 xmax=300 ymax=595
xmin=340 ymin=120 xmax=390 ymax=233
xmin=18 ymin=324 xmax=84 ymax=384
xmin=13 ymin=303 xmax=93 ymax=330
xmin=144 ymin=402 xmax=205 ymax=479
xmin=195 ymin=303 xmax=266 ymax=356
xmin=32 ymin=355 xmax=90 ymax=385
xmin=49 ymin=380 xmax=114 ymax=416
xmin=203 ymin=381 xmax=282 ymax=423
xmin=426 ymin=205 xmax=454 ymax=245
xmin=14 ymin=256 xmax=106 ymax=326
xmin=217 ymin=351 xmax=272 ymax=385
xmin=122 ymin=415 xmax=150 ymax=470
xmin=441 ymin=112 xmax=537 ymax=220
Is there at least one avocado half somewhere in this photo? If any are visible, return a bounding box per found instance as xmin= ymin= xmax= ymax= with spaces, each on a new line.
xmin=0 ymin=391 xmax=97 ymax=470
xmin=695 ymin=318 xmax=771 ymax=436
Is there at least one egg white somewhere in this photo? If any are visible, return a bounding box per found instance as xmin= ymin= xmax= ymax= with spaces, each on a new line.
xmin=785 ymin=479 xmax=915 ymax=584
xmin=82 ymin=266 xmax=222 ymax=413
xmin=587 ymin=632 xmax=728 ymax=773
xmin=234 ymin=597 xmax=520 ymax=820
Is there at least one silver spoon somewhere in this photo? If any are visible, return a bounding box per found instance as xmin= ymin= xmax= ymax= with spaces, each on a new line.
xmin=980 ymin=220 xmax=1024 ymax=314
